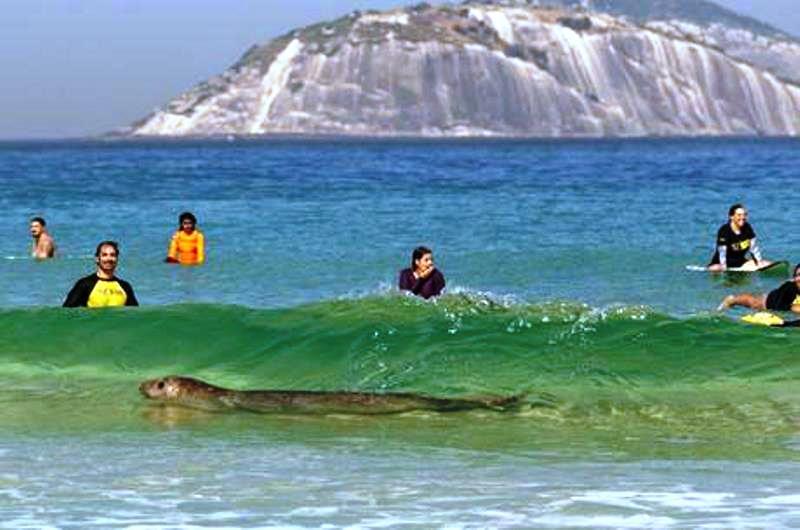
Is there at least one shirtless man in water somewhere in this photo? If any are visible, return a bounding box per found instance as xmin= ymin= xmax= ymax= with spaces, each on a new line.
xmin=30 ymin=217 xmax=55 ymax=259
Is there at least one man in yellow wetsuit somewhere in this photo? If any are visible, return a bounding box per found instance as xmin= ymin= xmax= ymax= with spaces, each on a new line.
xmin=63 ymin=241 xmax=138 ymax=307
xmin=166 ymin=211 xmax=205 ymax=265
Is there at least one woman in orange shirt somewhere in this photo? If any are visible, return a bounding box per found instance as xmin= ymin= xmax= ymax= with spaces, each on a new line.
xmin=166 ymin=212 xmax=205 ymax=265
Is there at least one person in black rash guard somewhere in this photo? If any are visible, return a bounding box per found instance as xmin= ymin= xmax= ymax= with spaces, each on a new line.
xmin=63 ymin=241 xmax=138 ymax=308
xmin=708 ymin=203 xmax=772 ymax=271
xmin=718 ymin=263 xmax=800 ymax=313
xmin=398 ymin=246 xmax=445 ymax=299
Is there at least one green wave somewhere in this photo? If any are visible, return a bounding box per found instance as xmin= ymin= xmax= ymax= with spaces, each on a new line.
xmin=2 ymin=294 xmax=799 ymax=387
xmin=2 ymin=294 xmax=800 ymax=434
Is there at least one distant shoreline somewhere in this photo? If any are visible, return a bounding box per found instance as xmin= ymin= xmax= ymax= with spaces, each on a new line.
xmin=1 ymin=134 xmax=800 ymax=147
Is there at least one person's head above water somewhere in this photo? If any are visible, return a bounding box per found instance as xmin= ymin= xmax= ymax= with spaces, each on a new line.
xmin=411 ymin=246 xmax=434 ymax=273
xmin=95 ymin=240 xmax=119 ymax=257
xmin=728 ymin=203 xmax=748 ymax=229
xmin=29 ymin=216 xmax=47 ymax=237
xmin=179 ymin=212 xmax=197 ymax=234
xmin=94 ymin=240 xmax=120 ymax=278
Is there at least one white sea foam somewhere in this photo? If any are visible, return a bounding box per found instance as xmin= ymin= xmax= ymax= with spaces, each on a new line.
xmin=286 ymin=506 xmax=340 ymax=517
xmin=761 ymin=494 xmax=800 ymax=505
xmin=531 ymin=514 xmax=677 ymax=527
xmin=570 ymin=490 xmax=734 ymax=510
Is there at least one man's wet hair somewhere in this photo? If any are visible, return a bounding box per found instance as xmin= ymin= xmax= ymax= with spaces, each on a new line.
xmin=411 ymin=246 xmax=432 ymax=269
xmin=30 ymin=217 xmax=46 ymax=226
xmin=794 ymin=263 xmax=800 ymax=278
xmin=95 ymin=240 xmax=120 ymax=257
xmin=179 ymin=212 xmax=197 ymax=225
xmin=728 ymin=203 xmax=745 ymax=217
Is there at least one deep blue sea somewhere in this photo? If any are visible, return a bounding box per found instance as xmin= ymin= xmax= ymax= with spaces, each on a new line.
xmin=2 ymin=138 xmax=800 ymax=527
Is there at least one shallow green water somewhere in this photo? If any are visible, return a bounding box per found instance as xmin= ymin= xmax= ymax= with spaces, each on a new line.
xmin=2 ymin=298 xmax=799 ymax=448
xmin=3 ymin=139 xmax=800 ymax=526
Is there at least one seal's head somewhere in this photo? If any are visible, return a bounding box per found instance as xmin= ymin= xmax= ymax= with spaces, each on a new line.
xmin=139 ymin=376 xmax=222 ymax=402
xmin=140 ymin=376 xmax=184 ymax=401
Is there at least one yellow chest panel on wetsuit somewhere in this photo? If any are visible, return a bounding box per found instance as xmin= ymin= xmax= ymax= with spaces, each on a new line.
xmin=87 ymin=280 xmax=128 ymax=308
xmin=731 ymin=239 xmax=751 ymax=251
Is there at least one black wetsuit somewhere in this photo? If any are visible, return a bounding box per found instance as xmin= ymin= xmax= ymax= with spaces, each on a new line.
xmin=398 ymin=268 xmax=445 ymax=299
xmin=709 ymin=222 xmax=760 ymax=268
xmin=765 ymin=281 xmax=800 ymax=311
xmin=63 ymin=274 xmax=139 ymax=308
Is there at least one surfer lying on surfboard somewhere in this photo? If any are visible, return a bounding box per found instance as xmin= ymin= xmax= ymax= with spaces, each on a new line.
xmin=707 ymin=203 xmax=773 ymax=272
xmin=718 ymin=263 xmax=800 ymax=314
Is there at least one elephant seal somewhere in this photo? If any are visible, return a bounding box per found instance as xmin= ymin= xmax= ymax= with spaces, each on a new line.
xmin=139 ymin=375 xmax=522 ymax=414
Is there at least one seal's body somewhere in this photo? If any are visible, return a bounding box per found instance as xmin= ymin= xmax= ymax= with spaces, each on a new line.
xmin=139 ymin=376 xmax=521 ymax=414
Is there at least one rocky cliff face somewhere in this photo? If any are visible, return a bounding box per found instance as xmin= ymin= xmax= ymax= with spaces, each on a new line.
xmin=643 ymin=20 xmax=800 ymax=86
xmin=531 ymin=0 xmax=800 ymax=85
xmin=127 ymin=2 xmax=800 ymax=137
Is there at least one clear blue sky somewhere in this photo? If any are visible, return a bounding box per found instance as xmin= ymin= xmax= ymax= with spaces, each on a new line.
xmin=1 ymin=0 xmax=797 ymax=139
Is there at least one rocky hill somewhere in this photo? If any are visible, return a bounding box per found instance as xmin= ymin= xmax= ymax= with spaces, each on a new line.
xmin=125 ymin=1 xmax=800 ymax=137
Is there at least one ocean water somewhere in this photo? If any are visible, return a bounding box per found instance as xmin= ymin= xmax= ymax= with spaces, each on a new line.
xmin=2 ymin=137 xmax=800 ymax=527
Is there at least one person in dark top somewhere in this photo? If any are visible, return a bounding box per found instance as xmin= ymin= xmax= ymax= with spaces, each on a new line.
xmin=718 ymin=264 xmax=800 ymax=313
xmin=708 ymin=203 xmax=772 ymax=271
xmin=398 ymin=246 xmax=445 ymax=299
xmin=63 ymin=241 xmax=139 ymax=308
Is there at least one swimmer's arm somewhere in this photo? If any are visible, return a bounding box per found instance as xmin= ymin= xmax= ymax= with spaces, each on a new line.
xmin=197 ymin=232 xmax=205 ymax=264
xmin=750 ymin=238 xmax=762 ymax=263
xmin=62 ymin=287 xmax=85 ymax=307
xmin=432 ymin=270 xmax=445 ymax=295
xmin=165 ymin=233 xmax=179 ymax=263
xmin=62 ymin=278 xmax=92 ymax=307
xmin=790 ymin=304 xmax=800 ymax=314
xmin=420 ymin=273 xmax=445 ymax=298
xmin=414 ymin=270 xmax=445 ymax=297
xmin=399 ymin=274 xmax=426 ymax=295
xmin=41 ymin=237 xmax=55 ymax=258
xmin=717 ymin=246 xmax=727 ymax=269
xmin=122 ymin=281 xmax=139 ymax=306
xmin=410 ymin=268 xmax=441 ymax=295
xmin=398 ymin=270 xmax=414 ymax=291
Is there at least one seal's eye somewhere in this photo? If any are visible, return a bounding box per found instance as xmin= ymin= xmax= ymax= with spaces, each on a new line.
xmin=157 ymin=381 xmax=165 ymax=390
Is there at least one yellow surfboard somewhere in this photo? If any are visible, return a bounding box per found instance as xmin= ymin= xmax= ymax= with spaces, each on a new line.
xmin=741 ymin=312 xmax=785 ymax=327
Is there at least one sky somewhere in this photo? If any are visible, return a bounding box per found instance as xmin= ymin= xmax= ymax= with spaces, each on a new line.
xmin=1 ymin=0 xmax=797 ymax=139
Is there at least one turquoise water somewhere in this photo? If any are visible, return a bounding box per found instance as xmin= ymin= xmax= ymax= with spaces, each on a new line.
xmin=2 ymin=138 xmax=800 ymax=526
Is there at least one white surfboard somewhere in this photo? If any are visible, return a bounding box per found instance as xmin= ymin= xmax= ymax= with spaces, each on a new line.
xmin=686 ymin=260 xmax=789 ymax=274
